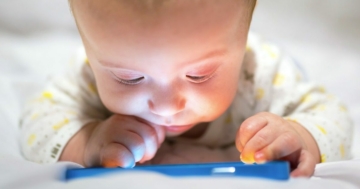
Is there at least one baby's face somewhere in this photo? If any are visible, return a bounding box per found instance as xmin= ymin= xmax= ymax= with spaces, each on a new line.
xmin=73 ymin=0 xmax=252 ymax=136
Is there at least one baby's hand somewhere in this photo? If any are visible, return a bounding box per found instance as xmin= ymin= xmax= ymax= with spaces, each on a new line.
xmin=236 ymin=112 xmax=318 ymax=177
xmin=84 ymin=115 xmax=165 ymax=168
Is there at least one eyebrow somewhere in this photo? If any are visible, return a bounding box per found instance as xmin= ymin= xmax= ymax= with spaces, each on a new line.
xmin=98 ymin=49 xmax=228 ymax=68
xmin=184 ymin=49 xmax=228 ymax=65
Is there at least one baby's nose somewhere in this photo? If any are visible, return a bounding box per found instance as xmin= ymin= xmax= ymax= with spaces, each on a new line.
xmin=148 ymin=93 xmax=185 ymax=117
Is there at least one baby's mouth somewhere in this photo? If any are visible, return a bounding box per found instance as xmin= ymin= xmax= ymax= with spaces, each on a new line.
xmin=137 ymin=117 xmax=194 ymax=132
xmin=163 ymin=124 xmax=195 ymax=133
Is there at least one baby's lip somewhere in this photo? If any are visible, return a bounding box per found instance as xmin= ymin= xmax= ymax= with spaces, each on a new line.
xmin=138 ymin=118 xmax=194 ymax=130
xmin=163 ymin=124 xmax=195 ymax=132
xmin=161 ymin=124 xmax=193 ymax=127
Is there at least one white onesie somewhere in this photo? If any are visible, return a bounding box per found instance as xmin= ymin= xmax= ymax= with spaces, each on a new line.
xmin=19 ymin=33 xmax=354 ymax=165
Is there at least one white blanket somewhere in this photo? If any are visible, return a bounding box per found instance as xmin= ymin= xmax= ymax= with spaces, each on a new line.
xmin=1 ymin=0 xmax=360 ymax=188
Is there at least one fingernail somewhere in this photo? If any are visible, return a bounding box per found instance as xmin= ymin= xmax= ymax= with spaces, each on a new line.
xmin=240 ymin=153 xmax=255 ymax=164
xmin=254 ymin=152 xmax=266 ymax=164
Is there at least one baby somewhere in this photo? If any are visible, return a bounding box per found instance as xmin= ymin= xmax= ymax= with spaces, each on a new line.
xmin=20 ymin=0 xmax=353 ymax=177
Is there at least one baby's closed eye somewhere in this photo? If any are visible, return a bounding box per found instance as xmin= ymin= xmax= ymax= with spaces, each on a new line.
xmin=186 ymin=75 xmax=213 ymax=83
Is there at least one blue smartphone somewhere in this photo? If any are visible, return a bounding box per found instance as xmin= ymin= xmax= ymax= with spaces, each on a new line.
xmin=66 ymin=161 xmax=290 ymax=181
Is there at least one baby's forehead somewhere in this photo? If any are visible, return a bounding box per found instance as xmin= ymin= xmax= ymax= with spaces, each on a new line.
xmin=72 ymin=0 xmax=253 ymax=15
xmin=79 ymin=0 xmax=221 ymax=8
xmin=72 ymin=0 xmax=256 ymax=31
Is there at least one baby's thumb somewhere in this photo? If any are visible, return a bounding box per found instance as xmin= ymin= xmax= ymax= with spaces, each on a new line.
xmin=235 ymin=129 xmax=244 ymax=152
xmin=152 ymin=124 xmax=166 ymax=148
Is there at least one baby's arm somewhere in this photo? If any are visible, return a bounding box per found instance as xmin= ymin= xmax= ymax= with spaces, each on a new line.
xmin=19 ymin=52 xmax=164 ymax=166
xmin=19 ymin=55 xmax=106 ymax=164
xmin=266 ymin=54 xmax=353 ymax=163
xmin=236 ymin=37 xmax=353 ymax=176
xmin=21 ymin=54 xmax=165 ymax=167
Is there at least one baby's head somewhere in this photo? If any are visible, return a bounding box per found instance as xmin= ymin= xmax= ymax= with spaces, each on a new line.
xmin=70 ymin=0 xmax=256 ymax=136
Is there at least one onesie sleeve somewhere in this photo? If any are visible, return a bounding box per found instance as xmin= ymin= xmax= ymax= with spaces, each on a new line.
xmin=19 ymin=48 xmax=109 ymax=164
xmin=249 ymin=37 xmax=354 ymax=162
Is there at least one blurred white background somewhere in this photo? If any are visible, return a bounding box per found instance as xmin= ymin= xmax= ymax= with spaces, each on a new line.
xmin=0 ymin=0 xmax=359 ymax=156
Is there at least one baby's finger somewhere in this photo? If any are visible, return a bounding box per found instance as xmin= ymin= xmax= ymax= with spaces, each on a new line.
xmin=290 ymin=150 xmax=316 ymax=177
xmin=150 ymin=124 xmax=166 ymax=147
xmin=135 ymin=117 xmax=165 ymax=147
xmin=124 ymin=123 xmax=159 ymax=161
xmin=240 ymin=126 xmax=278 ymax=163
xmin=100 ymin=143 xmax=135 ymax=168
xmin=236 ymin=115 xmax=268 ymax=152
xmin=256 ymin=132 xmax=301 ymax=163
xmin=111 ymin=131 xmax=146 ymax=162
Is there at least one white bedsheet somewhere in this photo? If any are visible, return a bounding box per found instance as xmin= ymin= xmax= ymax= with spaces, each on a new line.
xmin=1 ymin=0 xmax=360 ymax=188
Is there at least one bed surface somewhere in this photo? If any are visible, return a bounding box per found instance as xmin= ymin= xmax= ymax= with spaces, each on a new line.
xmin=0 ymin=0 xmax=359 ymax=188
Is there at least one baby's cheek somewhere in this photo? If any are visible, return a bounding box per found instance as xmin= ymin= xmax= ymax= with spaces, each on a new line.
xmin=100 ymin=87 xmax=148 ymax=115
xmin=192 ymin=88 xmax=234 ymax=121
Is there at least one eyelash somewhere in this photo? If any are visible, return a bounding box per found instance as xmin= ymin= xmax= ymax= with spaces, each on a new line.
xmin=117 ymin=77 xmax=145 ymax=85
xmin=186 ymin=75 xmax=213 ymax=83
xmin=113 ymin=74 xmax=213 ymax=85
